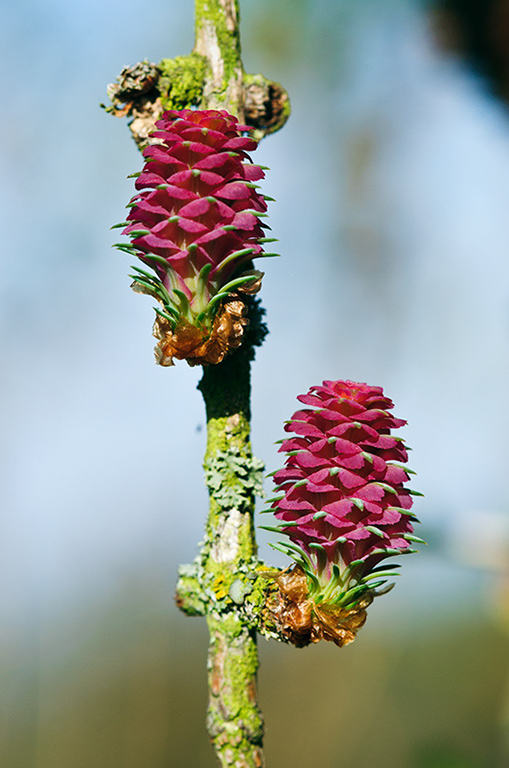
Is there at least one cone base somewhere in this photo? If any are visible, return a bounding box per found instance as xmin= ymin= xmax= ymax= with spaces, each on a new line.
xmin=268 ymin=566 xmax=372 ymax=648
xmin=153 ymin=297 xmax=248 ymax=366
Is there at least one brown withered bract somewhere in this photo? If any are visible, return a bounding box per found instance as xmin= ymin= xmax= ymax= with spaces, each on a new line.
xmin=145 ymin=271 xmax=263 ymax=367
xmin=153 ymin=296 xmax=248 ymax=367
xmin=268 ymin=566 xmax=372 ymax=648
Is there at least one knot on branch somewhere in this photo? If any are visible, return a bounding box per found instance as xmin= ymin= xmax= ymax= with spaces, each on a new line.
xmin=175 ymin=557 xmax=370 ymax=649
xmin=105 ymin=59 xmax=161 ymax=114
xmin=103 ymin=58 xmax=290 ymax=148
xmin=244 ymin=75 xmax=291 ymax=140
xmin=175 ymin=557 xmax=264 ymax=619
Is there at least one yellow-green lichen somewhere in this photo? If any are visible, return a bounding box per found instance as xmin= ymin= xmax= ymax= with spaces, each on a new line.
xmin=204 ymin=445 xmax=264 ymax=515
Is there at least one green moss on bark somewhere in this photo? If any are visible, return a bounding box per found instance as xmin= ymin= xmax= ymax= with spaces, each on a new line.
xmin=158 ymin=54 xmax=206 ymax=110
xmin=194 ymin=0 xmax=242 ymax=79
xmin=195 ymin=325 xmax=267 ymax=765
xmin=193 ymin=0 xmax=244 ymax=116
xmin=207 ymin=614 xmax=264 ymax=767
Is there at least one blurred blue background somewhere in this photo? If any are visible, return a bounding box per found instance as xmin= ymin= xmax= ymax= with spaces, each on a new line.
xmin=3 ymin=0 xmax=509 ymax=765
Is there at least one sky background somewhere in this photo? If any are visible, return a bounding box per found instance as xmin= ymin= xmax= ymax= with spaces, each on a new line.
xmin=3 ymin=0 xmax=509 ymax=766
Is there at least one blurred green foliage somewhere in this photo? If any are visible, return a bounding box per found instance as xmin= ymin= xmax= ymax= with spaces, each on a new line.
xmin=2 ymin=575 xmax=508 ymax=768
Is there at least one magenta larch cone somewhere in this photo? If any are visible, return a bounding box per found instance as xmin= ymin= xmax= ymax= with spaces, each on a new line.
xmin=115 ymin=109 xmax=276 ymax=366
xmin=265 ymin=380 xmax=423 ymax=646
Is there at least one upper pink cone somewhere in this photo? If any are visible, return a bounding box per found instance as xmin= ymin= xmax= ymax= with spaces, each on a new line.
xmin=121 ymin=109 xmax=271 ymax=343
